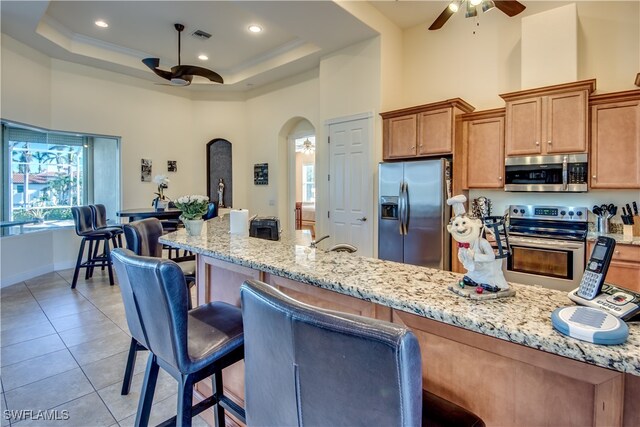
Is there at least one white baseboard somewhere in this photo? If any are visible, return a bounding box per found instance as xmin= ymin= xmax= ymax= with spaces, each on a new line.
xmin=1 ymin=264 xmax=55 ymax=288
xmin=53 ymin=261 xmax=76 ymax=271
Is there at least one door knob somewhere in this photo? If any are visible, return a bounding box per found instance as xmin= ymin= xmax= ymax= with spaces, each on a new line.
xmin=357 ymin=217 xmax=367 ymax=222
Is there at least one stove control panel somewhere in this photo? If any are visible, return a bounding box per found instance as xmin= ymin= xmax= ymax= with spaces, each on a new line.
xmin=509 ymin=205 xmax=587 ymax=222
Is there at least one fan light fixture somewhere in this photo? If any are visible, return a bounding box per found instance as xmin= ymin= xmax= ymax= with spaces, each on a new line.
xmin=248 ymin=24 xmax=262 ymax=33
xmin=95 ymin=20 xmax=108 ymax=28
xmin=302 ymin=139 xmax=315 ymax=154
xmin=429 ymin=0 xmax=525 ymax=30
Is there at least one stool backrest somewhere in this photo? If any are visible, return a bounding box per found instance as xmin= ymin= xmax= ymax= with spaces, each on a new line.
xmin=71 ymin=206 xmax=95 ymax=235
xmin=240 ymin=280 xmax=422 ymax=427
xmin=91 ymin=204 xmax=109 ymax=229
xmin=112 ymin=248 xmax=189 ymax=371
xmin=202 ymin=202 xmax=217 ymax=220
xmin=123 ymin=218 xmax=163 ymax=258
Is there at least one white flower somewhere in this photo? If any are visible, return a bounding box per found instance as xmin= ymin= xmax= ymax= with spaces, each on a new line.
xmin=153 ymin=175 xmax=170 ymax=186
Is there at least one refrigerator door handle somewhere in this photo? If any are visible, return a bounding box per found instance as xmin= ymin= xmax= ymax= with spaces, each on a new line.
xmin=398 ymin=182 xmax=406 ymax=235
xmin=403 ymin=181 xmax=410 ymax=234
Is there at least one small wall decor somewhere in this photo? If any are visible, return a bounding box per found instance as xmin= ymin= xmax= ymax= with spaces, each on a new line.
xmin=254 ymin=163 xmax=269 ymax=185
xmin=167 ymin=160 xmax=177 ymax=172
xmin=141 ymin=158 xmax=152 ymax=182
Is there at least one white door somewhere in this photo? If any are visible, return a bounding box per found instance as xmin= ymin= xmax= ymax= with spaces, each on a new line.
xmin=329 ymin=116 xmax=373 ymax=257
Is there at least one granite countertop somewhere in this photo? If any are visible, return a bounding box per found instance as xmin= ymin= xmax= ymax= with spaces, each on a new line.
xmin=161 ymin=218 xmax=640 ymax=376
xmin=587 ymin=231 xmax=640 ymax=246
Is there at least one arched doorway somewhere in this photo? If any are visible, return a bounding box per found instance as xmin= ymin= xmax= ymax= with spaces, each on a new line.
xmin=206 ymin=139 xmax=232 ymax=208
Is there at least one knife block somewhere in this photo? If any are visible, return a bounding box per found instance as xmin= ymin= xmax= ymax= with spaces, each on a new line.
xmin=623 ymin=216 xmax=640 ymax=237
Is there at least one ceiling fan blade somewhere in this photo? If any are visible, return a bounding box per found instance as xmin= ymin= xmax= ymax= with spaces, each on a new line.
xmin=142 ymin=57 xmax=172 ymax=81
xmin=429 ymin=6 xmax=455 ymax=30
xmin=172 ymin=65 xmax=224 ymax=84
xmin=494 ymin=1 xmax=526 ymax=17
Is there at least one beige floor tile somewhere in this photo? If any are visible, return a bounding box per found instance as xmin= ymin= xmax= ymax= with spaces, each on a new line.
xmin=34 ymin=292 xmax=87 ymax=310
xmin=81 ymin=349 xmax=148 ymax=390
xmin=4 ymin=368 xmax=93 ymax=413
xmin=48 ymin=309 xmax=111 ymax=333
xmin=1 ymin=321 xmax=56 ymax=348
xmin=58 ymin=319 xmax=124 ymax=348
xmin=1 ymin=349 xmax=78 ymax=391
xmin=0 ymin=311 xmax=49 ymax=333
xmin=14 ymin=393 xmax=116 ymax=427
xmin=117 ymin=393 xmax=210 ymax=427
xmin=67 ymin=330 xmax=131 ymax=366
xmin=1 ymin=334 xmax=66 ymax=367
xmin=97 ymin=369 xmax=177 ymax=421
xmin=0 ymin=291 xmax=36 ymax=307
xmin=0 ymin=300 xmax=42 ymax=321
xmin=23 ymin=273 xmax=65 ymax=287
xmin=40 ymin=299 xmax=97 ymax=320
xmin=1 ymin=283 xmax=30 ymax=297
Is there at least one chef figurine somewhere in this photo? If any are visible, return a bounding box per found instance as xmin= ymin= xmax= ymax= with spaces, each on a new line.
xmin=447 ymin=195 xmax=510 ymax=291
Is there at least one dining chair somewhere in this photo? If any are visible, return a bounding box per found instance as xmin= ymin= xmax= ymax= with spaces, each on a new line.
xmin=240 ymin=279 xmax=485 ymax=427
xmin=112 ymin=249 xmax=245 ymax=427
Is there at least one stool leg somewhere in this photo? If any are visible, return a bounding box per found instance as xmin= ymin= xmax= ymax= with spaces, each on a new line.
xmin=118 ymin=234 xmax=123 ymax=248
xmin=104 ymin=238 xmax=114 ymax=286
xmin=177 ymin=374 xmax=194 ymax=427
xmin=212 ymin=370 xmax=226 ymax=427
xmin=71 ymin=238 xmax=87 ymax=289
xmin=100 ymin=239 xmax=107 ymax=271
xmin=121 ymin=337 xmax=139 ymax=395
xmin=135 ymin=354 xmax=159 ymax=427
xmin=85 ymin=239 xmax=94 ymax=280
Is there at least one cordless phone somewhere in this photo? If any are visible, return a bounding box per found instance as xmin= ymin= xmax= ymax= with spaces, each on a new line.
xmin=576 ymin=236 xmax=616 ymax=300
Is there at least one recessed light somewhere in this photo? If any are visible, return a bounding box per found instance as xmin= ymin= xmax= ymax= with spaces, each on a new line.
xmin=198 ymin=54 xmax=209 ymax=61
xmin=248 ymin=25 xmax=262 ymax=33
xmin=95 ymin=20 xmax=109 ymax=28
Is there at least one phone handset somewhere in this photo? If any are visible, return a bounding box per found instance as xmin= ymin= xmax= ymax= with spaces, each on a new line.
xmin=576 ymin=236 xmax=616 ymax=300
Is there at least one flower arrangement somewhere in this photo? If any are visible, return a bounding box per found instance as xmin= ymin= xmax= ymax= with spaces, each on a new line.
xmin=153 ymin=175 xmax=170 ymax=200
xmin=174 ymin=195 xmax=209 ymax=220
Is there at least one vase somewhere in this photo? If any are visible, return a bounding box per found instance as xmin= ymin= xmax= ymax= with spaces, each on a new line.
xmin=182 ymin=218 xmax=204 ymax=236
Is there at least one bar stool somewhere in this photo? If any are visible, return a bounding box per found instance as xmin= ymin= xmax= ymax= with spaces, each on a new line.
xmin=119 ymin=218 xmax=197 ymax=396
xmin=240 ymin=280 xmax=485 ymax=427
xmin=111 ymin=249 xmax=245 ymax=427
xmin=88 ymin=204 xmax=124 ymax=277
xmin=70 ymin=206 xmax=116 ymax=289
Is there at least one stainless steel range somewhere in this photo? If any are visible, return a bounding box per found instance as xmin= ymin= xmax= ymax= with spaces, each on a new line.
xmin=504 ymin=205 xmax=588 ymax=291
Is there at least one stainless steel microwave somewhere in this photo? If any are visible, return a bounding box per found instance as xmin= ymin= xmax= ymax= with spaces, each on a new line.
xmin=504 ymin=154 xmax=588 ymax=192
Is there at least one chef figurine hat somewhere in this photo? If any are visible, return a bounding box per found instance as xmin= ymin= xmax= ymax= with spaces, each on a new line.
xmin=447 ymin=194 xmax=467 ymax=217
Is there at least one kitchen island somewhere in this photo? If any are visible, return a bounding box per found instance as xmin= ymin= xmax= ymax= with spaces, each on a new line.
xmin=161 ymin=218 xmax=639 ymax=426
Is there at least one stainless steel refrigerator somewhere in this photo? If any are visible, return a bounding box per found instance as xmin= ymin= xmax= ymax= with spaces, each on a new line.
xmin=378 ymin=159 xmax=451 ymax=269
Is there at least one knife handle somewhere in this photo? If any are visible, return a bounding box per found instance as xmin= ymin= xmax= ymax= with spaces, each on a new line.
xmin=633 ymin=201 xmax=638 ymax=215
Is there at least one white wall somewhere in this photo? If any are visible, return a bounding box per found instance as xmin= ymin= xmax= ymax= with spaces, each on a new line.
xmin=403 ymin=1 xmax=639 ymax=110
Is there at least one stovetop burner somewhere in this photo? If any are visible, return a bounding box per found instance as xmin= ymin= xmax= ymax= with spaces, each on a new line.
xmin=508 ymin=205 xmax=588 ymax=241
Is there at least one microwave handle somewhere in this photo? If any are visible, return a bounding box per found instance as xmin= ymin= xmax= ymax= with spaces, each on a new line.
xmin=562 ymin=156 xmax=568 ymax=191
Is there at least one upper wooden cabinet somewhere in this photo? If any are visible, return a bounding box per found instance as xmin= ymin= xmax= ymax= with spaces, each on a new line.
xmin=381 ymin=99 xmax=474 ymax=160
xmin=500 ymin=80 xmax=595 ymax=156
xmin=589 ymin=90 xmax=640 ymax=189
xmin=461 ymin=108 xmax=506 ymax=189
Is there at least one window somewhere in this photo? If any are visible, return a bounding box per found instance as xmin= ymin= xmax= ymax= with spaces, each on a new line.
xmin=302 ymin=164 xmax=315 ymax=203
xmin=1 ymin=122 xmax=120 ymax=234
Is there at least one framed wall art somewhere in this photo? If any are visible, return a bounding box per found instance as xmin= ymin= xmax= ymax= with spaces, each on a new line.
xmin=167 ymin=160 xmax=177 ymax=172
xmin=141 ymin=158 xmax=152 ymax=182
xmin=254 ymin=163 xmax=268 ymax=185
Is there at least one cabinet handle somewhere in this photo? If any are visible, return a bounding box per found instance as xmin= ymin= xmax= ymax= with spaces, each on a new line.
xmin=615 ymin=250 xmax=620 ymax=255
xmin=592 ymin=175 xmax=597 ymax=179
xmin=498 ymin=177 xmax=502 ymax=181
xmin=535 ymin=141 xmax=540 ymax=146
xmin=547 ymin=140 xmax=552 ymax=144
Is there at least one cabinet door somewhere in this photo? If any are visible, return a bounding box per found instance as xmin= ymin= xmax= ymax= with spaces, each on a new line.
xmin=417 ymin=108 xmax=453 ymax=155
xmin=387 ymin=115 xmax=417 ymax=158
xmin=591 ymin=100 xmax=640 ymax=189
xmin=545 ymin=91 xmax=588 ymax=154
xmin=603 ymin=261 xmax=640 ymax=293
xmin=505 ymin=98 xmax=542 ymax=156
xmin=466 ymin=116 xmax=505 ymax=188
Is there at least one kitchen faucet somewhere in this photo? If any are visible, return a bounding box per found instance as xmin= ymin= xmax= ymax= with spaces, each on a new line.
xmin=310 ymin=235 xmax=330 ymax=248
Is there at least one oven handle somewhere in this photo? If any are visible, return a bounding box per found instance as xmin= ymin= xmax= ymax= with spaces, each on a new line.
xmin=509 ymin=235 xmax=584 ymax=250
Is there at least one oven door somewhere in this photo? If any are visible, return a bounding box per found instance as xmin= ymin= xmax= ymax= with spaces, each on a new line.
xmin=504 ymin=236 xmax=585 ymax=291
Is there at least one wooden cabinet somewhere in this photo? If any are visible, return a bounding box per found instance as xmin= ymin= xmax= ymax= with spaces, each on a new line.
xmin=381 ymin=98 xmax=474 ymax=160
xmin=461 ymin=108 xmax=505 ymax=189
xmin=589 ymin=90 xmax=640 ymax=189
xmin=500 ymin=80 xmax=595 ymax=157
xmin=587 ymin=240 xmax=640 ymax=293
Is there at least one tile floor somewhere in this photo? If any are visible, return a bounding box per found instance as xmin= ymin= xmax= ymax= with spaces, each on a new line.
xmin=0 ymin=269 xmax=208 ymax=426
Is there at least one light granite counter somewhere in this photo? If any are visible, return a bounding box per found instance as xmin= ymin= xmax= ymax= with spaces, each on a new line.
xmin=587 ymin=231 xmax=640 ymax=246
xmin=161 ymin=218 xmax=640 ymax=376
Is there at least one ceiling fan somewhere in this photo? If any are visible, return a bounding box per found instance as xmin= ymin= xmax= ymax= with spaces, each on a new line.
xmin=429 ymin=0 xmax=526 ymax=30
xmin=142 ymin=23 xmax=223 ymax=86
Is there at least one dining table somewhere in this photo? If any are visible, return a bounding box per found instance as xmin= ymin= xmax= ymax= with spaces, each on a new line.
xmin=116 ymin=207 xmax=182 ymax=222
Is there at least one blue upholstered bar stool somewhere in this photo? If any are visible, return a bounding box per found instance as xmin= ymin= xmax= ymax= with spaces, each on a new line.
xmin=112 ymin=249 xmax=245 ymax=427
xmin=240 ymin=280 xmax=485 ymax=427
xmin=70 ymin=205 xmax=116 ymax=288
